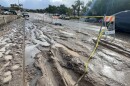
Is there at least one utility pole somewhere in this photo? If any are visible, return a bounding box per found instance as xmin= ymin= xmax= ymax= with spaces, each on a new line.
xmin=18 ymin=0 xmax=19 ymax=6
xmin=18 ymin=0 xmax=20 ymax=11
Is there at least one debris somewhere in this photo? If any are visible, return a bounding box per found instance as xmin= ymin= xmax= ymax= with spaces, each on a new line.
xmin=0 ymin=47 xmax=6 ymax=52
xmin=0 ymin=52 xmax=3 ymax=58
xmin=12 ymin=65 xmax=20 ymax=70
xmin=5 ymin=50 xmax=11 ymax=55
xmin=3 ymin=71 xmax=12 ymax=83
xmin=4 ymin=71 xmax=11 ymax=76
xmin=4 ymin=55 xmax=13 ymax=61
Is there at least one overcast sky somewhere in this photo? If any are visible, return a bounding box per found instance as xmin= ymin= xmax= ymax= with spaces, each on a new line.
xmin=0 ymin=0 xmax=89 ymax=9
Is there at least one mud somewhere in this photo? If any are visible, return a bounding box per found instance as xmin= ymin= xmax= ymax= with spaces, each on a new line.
xmin=0 ymin=13 xmax=130 ymax=86
xmin=0 ymin=19 xmax=24 ymax=86
xmin=25 ymin=13 xmax=130 ymax=86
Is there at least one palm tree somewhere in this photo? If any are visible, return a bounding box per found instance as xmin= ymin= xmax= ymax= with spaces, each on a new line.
xmin=81 ymin=5 xmax=87 ymax=15
xmin=75 ymin=0 xmax=84 ymax=16
xmin=72 ymin=5 xmax=77 ymax=17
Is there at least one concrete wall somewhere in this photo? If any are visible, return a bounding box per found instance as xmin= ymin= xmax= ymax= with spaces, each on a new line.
xmin=0 ymin=15 xmax=18 ymax=26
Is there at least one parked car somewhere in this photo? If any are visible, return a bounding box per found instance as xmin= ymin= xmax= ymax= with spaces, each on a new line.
xmin=59 ymin=14 xmax=66 ymax=19
xmin=79 ymin=18 xmax=86 ymax=22
xmin=113 ymin=10 xmax=130 ymax=32
xmin=59 ymin=15 xmax=70 ymax=20
xmin=1 ymin=10 xmax=17 ymax=15
xmin=22 ymin=13 xmax=29 ymax=17
xmin=3 ymin=11 xmax=11 ymax=15
xmin=85 ymin=18 xmax=97 ymax=23
xmin=64 ymin=16 xmax=70 ymax=20
xmin=9 ymin=10 xmax=17 ymax=15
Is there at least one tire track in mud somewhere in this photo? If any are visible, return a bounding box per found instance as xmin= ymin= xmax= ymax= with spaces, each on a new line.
xmin=24 ymin=19 xmax=95 ymax=86
xmin=25 ymin=20 xmax=51 ymax=86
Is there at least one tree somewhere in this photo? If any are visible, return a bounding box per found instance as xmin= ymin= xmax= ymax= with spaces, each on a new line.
xmin=45 ymin=4 xmax=68 ymax=15
xmin=45 ymin=5 xmax=57 ymax=14
xmin=72 ymin=5 xmax=77 ymax=16
xmin=58 ymin=5 xmax=68 ymax=14
xmin=10 ymin=4 xmax=21 ymax=11
xmin=81 ymin=4 xmax=88 ymax=15
xmin=75 ymin=0 xmax=84 ymax=16
xmin=66 ymin=8 xmax=73 ymax=16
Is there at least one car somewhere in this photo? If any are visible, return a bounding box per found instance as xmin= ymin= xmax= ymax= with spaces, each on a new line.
xmin=79 ymin=18 xmax=86 ymax=22
xmin=113 ymin=10 xmax=130 ymax=32
xmin=3 ymin=11 xmax=11 ymax=15
xmin=85 ymin=18 xmax=97 ymax=23
xmin=22 ymin=13 xmax=29 ymax=18
xmin=9 ymin=10 xmax=17 ymax=15
xmin=59 ymin=14 xmax=66 ymax=19
xmin=64 ymin=16 xmax=70 ymax=20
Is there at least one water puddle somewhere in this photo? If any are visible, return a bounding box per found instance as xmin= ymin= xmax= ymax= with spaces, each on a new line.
xmin=25 ymin=21 xmax=52 ymax=86
xmin=25 ymin=44 xmax=40 ymax=66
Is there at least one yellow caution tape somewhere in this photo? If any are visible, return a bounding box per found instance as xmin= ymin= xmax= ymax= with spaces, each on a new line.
xmin=70 ymin=16 xmax=112 ymax=18
xmin=74 ymin=29 xmax=105 ymax=86
xmin=85 ymin=29 xmax=105 ymax=72
xmin=74 ymin=15 xmax=113 ymax=86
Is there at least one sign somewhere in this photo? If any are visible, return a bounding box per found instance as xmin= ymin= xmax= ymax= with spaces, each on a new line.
xmin=104 ymin=16 xmax=115 ymax=22
xmin=105 ymin=30 xmax=115 ymax=35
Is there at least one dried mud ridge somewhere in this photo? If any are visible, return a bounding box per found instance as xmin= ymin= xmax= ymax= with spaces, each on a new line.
xmin=0 ymin=17 xmax=130 ymax=86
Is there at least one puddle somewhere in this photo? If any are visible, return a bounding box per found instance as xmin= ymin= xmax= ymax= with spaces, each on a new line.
xmin=25 ymin=44 xmax=40 ymax=66
xmin=25 ymin=23 xmax=50 ymax=86
xmin=26 ymin=30 xmax=51 ymax=86
xmin=25 ymin=25 xmax=50 ymax=66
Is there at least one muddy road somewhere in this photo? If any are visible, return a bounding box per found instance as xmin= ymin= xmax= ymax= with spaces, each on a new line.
xmin=0 ymin=13 xmax=130 ymax=86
